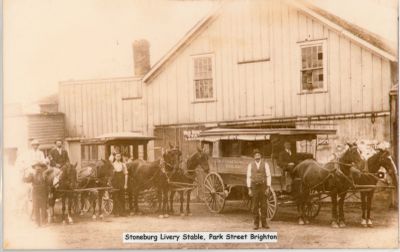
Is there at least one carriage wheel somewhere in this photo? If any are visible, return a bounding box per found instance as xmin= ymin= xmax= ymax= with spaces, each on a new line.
xmin=203 ymin=172 xmax=226 ymax=213
xmin=101 ymin=191 xmax=113 ymax=216
xmin=304 ymin=190 xmax=322 ymax=219
xmin=266 ymin=187 xmax=277 ymax=220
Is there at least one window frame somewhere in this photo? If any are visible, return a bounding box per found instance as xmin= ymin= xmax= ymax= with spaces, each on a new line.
xmin=191 ymin=53 xmax=216 ymax=103
xmin=298 ymin=39 xmax=328 ymax=94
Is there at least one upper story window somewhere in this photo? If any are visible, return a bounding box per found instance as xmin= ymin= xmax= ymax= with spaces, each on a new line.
xmin=299 ymin=41 xmax=326 ymax=92
xmin=192 ymin=54 xmax=215 ymax=101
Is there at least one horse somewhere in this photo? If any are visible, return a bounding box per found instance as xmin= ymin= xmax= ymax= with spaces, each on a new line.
xmin=352 ymin=148 xmax=398 ymax=227
xmin=77 ymin=159 xmax=114 ymax=220
xmin=168 ymin=146 xmax=210 ymax=216
xmin=289 ymin=143 xmax=364 ymax=228
xmin=127 ymin=144 xmax=182 ymax=218
xmin=47 ymin=162 xmax=78 ymax=224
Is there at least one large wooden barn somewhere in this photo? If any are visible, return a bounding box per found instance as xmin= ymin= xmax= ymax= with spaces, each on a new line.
xmin=59 ymin=0 xmax=398 ymax=164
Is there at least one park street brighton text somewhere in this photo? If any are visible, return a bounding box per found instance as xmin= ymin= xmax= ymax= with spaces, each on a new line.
xmin=123 ymin=232 xmax=278 ymax=243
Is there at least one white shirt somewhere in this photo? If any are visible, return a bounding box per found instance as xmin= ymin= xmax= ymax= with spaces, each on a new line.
xmin=246 ymin=159 xmax=272 ymax=188
xmin=16 ymin=148 xmax=46 ymax=171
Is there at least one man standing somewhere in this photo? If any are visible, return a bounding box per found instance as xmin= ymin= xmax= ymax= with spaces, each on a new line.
xmin=247 ymin=149 xmax=271 ymax=230
xmin=16 ymin=139 xmax=46 ymax=174
xmin=49 ymin=139 xmax=70 ymax=169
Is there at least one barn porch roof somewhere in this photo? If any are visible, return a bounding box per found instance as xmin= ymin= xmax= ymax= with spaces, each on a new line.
xmin=198 ymin=128 xmax=336 ymax=142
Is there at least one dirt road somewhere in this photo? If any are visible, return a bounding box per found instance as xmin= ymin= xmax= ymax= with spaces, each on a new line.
xmin=4 ymin=200 xmax=399 ymax=249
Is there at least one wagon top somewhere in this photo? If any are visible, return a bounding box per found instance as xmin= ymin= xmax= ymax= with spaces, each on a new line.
xmin=198 ymin=128 xmax=336 ymax=141
xmin=81 ymin=131 xmax=155 ymax=144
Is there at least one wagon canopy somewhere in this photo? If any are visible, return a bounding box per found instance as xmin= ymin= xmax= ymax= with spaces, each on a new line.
xmin=198 ymin=128 xmax=336 ymax=142
xmin=81 ymin=131 xmax=155 ymax=144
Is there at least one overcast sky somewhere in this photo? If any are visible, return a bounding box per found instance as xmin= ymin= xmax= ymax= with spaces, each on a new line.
xmin=4 ymin=0 xmax=398 ymax=104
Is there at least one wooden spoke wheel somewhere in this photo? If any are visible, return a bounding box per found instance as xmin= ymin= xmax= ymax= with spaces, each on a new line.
xmin=304 ymin=190 xmax=322 ymax=219
xmin=203 ymin=172 xmax=226 ymax=213
xmin=101 ymin=190 xmax=113 ymax=216
xmin=266 ymin=187 xmax=277 ymax=220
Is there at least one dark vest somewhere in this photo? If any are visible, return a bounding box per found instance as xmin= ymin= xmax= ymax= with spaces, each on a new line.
xmin=251 ymin=160 xmax=266 ymax=185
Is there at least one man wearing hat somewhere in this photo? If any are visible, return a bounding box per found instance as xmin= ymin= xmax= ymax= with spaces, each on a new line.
xmin=16 ymin=139 xmax=46 ymax=174
xmin=278 ymin=141 xmax=296 ymax=192
xmin=23 ymin=161 xmax=49 ymax=227
xmin=49 ymin=139 xmax=70 ymax=169
xmin=246 ymin=148 xmax=271 ymax=230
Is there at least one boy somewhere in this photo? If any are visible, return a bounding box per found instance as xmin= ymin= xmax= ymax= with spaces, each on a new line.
xmin=23 ymin=162 xmax=49 ymax=227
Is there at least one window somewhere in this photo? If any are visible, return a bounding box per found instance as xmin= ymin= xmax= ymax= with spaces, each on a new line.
xmin=193 ymin=55 xmax=214 ymax=100
xmin=300 ymin=42 xmax=326 ymax=92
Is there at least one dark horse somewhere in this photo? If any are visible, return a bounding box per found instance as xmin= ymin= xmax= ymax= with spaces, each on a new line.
xmin=78 ymin=159 xmax=114 ymax=220
xmin=290 ymin=143 xmax=364 ymax=227
xmin=127 ymin=145 xmax=182 ymax=218
xmin=47 ymin=162 xmax=78 ymax=224
xmin=352 ymin=148 xmax=398 ymax=227
xmin=168 ymin=146 xmax=210 ymax=216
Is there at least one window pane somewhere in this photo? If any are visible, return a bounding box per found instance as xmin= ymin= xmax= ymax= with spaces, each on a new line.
xmin=193 ymin=56 xmax=213 ymax=99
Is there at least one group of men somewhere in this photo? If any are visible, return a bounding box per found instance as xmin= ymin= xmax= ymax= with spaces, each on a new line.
xmin=17 ymin=139 xmax=70 ymax=227
xmin=246 ymin=141 xmax=295 ymax=230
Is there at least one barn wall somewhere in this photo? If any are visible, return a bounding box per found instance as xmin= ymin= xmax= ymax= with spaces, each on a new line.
xmin=59 ymin=77 xmax=145 ymax=138
xmin=26 ymin=114 xmax=65 ymax=148
xmin=146 ymin=0 xmax=393 ymax=127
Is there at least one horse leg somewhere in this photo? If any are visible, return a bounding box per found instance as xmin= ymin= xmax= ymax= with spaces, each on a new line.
xmin=296 ymin=202 xmax=304 ymax=225
xmin=169 ymin=190 xmax=175 ymax=215
xmin=133 ymin=190 xmax=140 ymax=215
xmin=186 ymin=190 xmax=192 ymax=216
xmin=330 ymin=192 xmax=339 ymax=228
xmin=157 ymin=189 xmax=162 ymax=215
xmin=61 ymin=195 xmax=66 ymax=224
xmin=163 ymin=188 xmax=169 ymax=218
xmin=338 ymin=192 xmax=346 ymax=228
xmin=92 ymin=192 xmax=97 ymax=220
xmin=367 ymin=191 xmax=374 ymax=227
xmin=361 ymin=192 xmax=367 ymax=227
xmin=67 ymin=194 xmax=74 ymax=224
xmin=99 ymin=191 xmax=104 ymax=219
xmin=177 ymin=191 xmax=183 ymax=216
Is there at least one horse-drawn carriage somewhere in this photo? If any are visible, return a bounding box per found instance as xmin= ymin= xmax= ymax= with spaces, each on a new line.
xmin=197 ymin=128 xmax=336 ymax=219
xmin=59 ymin=132 xmax=155 ymax=218
xmin=197 ymin=127 xmax=398 ymax=226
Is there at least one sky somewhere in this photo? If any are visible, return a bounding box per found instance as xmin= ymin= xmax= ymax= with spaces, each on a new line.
xmin=3 ymin=0 xmax=398 ymax=104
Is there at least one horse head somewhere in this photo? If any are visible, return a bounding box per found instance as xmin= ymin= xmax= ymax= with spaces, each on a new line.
xmin=163 ymin=143 xmax=182 ymax=173
xmin=59 ymin=162 xmax=78 ymax=189
xmin=340 ymin=142 xmax=364 ymax=170
xmin=187 ymin=145 xmax=210 ymax=173
xmin=371 ymin=149 xmax=398 ymax=188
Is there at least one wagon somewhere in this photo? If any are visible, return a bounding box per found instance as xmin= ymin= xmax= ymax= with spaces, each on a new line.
xmin=198 ymin=127 xmax=337 ymax=220
xmin=77 ymin=131 xmax=155 ymax=215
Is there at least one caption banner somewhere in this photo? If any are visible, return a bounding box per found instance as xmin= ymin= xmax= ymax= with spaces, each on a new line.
xmin=123 ymin=232 xmax=278 ymax=243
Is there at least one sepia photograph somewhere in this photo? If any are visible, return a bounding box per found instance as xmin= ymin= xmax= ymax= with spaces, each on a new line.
xmin=3 ymin=0 xmax=399 ymax=249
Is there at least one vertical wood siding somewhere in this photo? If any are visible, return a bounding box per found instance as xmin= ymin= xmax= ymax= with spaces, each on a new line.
xmin=59 ymin=77 xmax=143 ymax=138
xmin=147 ymin=0 xmax=393 ymax=127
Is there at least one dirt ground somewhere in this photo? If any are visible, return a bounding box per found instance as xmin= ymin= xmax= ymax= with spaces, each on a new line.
xmin=3 ymin=167 xmax=399 ymax=249
xmin=3 ymin=199 xmax=399 ymax=249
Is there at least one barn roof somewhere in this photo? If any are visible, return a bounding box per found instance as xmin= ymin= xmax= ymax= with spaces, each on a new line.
xmin=143 ymin=0 xmax=397 ymax=84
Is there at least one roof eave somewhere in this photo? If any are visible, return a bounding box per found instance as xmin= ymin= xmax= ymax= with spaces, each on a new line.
xmin=289 ymin=0 xmax=397 ymax=62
